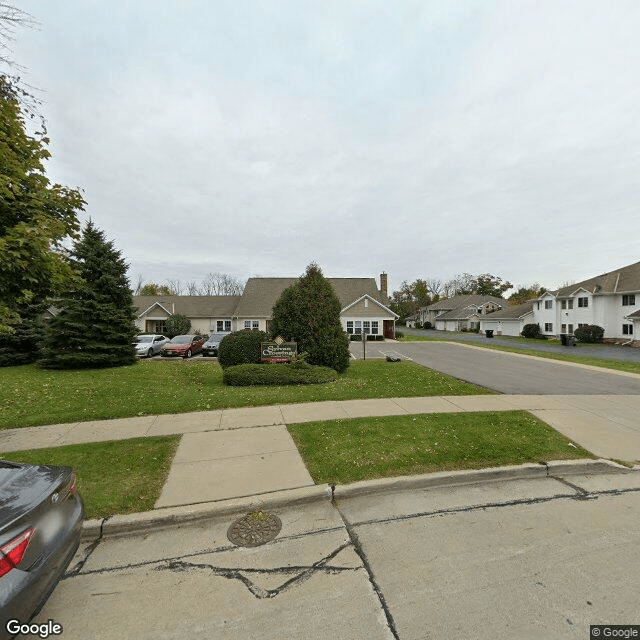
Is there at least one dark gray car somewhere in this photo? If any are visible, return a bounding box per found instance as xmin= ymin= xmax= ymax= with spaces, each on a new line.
xmin=0 ymin=460 xmax=84 ymax=637
xmin=201 ymin=332 xmax=230 ymax=357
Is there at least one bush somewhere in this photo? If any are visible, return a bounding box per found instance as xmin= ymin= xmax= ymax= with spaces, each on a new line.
xmin=414 ymin=322 xmax=423 ymax=329
xmin=423 ymin=321 xmax=432 ymax=330
xmin=395 ymin=331 xmax=404 ymax=339
xmin=217 ymin=329 xmax=268 ymax=368
xmin=375 ymin=334 xmax=384 ymax=341
xmin=574 ymin=324 xmax=604 ymax=343
xmin=223 ymin=363 xmax=337 ymax=386
xmin=521 ymin=323 xmax=542 ymax=339
xmin=165 ymin=314 xmax=191 ymax=338
xmin=349 ymin=334 xmax=362 ymax=341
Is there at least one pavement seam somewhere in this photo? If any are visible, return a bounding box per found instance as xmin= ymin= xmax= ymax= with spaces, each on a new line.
xmin=66 ymin=515 xmax=111 ymax=578
xmin=344 ymin=486 xmax=640 ymax=529
xmin=172 ymin=446 xmax=299 ymax=465
xmin=332 ymin=494 xmax=400 ymax=640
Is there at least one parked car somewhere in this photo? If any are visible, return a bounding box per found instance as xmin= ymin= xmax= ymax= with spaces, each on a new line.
xmin=133 ymin=334 xmax=169 ymax=358
xmin=160 ymin=334 xmax=206 ymax=359
xmin=0 ymin=460 xmax=84 ymax=633
xmin=201 ymin=332 xmax=229 ymax=357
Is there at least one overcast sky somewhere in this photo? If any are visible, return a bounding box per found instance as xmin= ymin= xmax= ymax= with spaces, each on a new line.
xmin=11 ymin=1 xmax=640 ymax=294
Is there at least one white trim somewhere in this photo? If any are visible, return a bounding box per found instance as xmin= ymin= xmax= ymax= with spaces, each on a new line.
xmin=340 ymin=294 xmax=399 ymax=319
xmin=137 ymin=302 xmax=173 ymax=318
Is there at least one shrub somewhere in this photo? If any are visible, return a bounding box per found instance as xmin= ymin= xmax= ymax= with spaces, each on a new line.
xmin=395 ymin=331 xmax=404 ymax=339
xmin=423 ymin=321 xmax=432 ymax=330
xmin=414 ymin=322 xmax=423 ymax=329
xmin=217 ymin=329 xmax=268 ymax=368
xmin=165 ymin=314 xmax=191 ymax=338
xmin=521 ymin=323 xmax=542 ymax=339
xmin=269 ymin=263 xmax=350 ymax=373
xmin=574 ymin=324 xmax=604 ymax=343
xmin=375 ymin=334 xmax=384 ymax=341
xmin=223 ymin=363 xmax=337 ymax=386
xmin=349 ymin=334 xmax=362 ymax=341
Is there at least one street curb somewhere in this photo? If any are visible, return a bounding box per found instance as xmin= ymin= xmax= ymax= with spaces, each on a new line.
xmin=82 ymin=484 xmax=332 ymax=541
xmin=333 ymin=458 xmax=631 ymax=501
xmin=81 ymin=459 xmax=634 ymax=540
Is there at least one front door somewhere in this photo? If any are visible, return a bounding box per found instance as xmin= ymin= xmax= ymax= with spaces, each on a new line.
xmin=383 ymin=320 xmax=395 ymax=339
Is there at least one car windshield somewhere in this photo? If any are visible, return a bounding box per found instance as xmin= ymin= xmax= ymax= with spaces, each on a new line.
xmin=137 ymin=336 xmax=153 ymax=343
xmin=169 ymin=336 xmax=192 ymax=344
xmin=207 ymin=333 xmax=227 ymax=342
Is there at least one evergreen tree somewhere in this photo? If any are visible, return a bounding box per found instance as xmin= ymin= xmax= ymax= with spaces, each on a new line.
xmin=270 ymin=263 xmax=350 ymax=373
xmin=40 ymin=222 xmax=137 ymax=369
xmin=0 ymin=300 xmax=46 ymax=366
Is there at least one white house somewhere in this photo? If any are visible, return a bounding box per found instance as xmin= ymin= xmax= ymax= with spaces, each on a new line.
xmin=479 ymin=301 xmax=535 ymax=337
xmin=530 ymin=260 xmax=640 ymax=341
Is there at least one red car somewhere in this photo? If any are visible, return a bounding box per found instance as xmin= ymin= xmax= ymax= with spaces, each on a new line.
xmin=160 ymin=334 xmax=206 ymax=359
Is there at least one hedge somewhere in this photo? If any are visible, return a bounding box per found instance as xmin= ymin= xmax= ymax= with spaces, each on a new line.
xmin=223 ymin=363 xmax=338 ymax=386
xmin=574 ymin=324 xmax=604 ymax=343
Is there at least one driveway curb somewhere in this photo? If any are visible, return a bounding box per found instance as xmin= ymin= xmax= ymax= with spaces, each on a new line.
xmin=82 ymin=459 xmax=632 ymax=540
xmin=333 ymin=458 xmax=630 ymax=500
xmin=82 ymin=484 xmax=332 ymax=541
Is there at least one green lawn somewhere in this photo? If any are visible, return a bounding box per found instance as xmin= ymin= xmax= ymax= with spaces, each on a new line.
xmin=400 ymin=334 xmax=640 ymax=374
xmin=0 ymin=360 xmax=492 ymax=429
xmin=288 ymin=411 xmax=593 ymax=484
xmin=3 ymin=436 xmax=180 ymax=519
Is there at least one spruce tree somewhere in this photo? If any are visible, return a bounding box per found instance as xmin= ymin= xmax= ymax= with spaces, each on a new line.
xmin=270 ymin=263 xmax=350 ymax=373
xmin=40 ymin=222 xmax=137 ymax=369
xmin=0 ymin=300 xmax=46 ymax=366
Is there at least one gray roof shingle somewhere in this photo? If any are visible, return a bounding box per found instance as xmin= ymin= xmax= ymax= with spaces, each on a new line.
xmin=133 ymin=295 xmax=241 ymax=318
xmin=555 ymin=261 xmax=640 ymax=296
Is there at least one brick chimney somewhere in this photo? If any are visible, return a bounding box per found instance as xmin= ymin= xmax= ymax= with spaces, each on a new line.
xmin=380 ymin=272 xmax=388 ymax=298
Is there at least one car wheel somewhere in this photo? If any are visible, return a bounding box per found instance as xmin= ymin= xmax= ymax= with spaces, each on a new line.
xmin=147 ymin=349 xmax=153 ymax=358
xmin=185 ymin=349 xmax=192 ymax=359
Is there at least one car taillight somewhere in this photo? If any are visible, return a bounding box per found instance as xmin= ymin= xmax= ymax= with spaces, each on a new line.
xmin=0 ymin=529 xmax=34 ymax=577
xmin=68 ymin=472 xmax=77 ymax=495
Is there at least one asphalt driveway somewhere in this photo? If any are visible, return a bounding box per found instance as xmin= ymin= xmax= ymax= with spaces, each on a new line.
xmin=401 ymin=328 xmax=640 ymax=363
xmin=350 ymin=340 xmax=640 ymax=395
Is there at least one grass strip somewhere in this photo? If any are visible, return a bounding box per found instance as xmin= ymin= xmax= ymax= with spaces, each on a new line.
xmin=2 ymin=436 xmax=180 ymax=519
xmin=288 ymin=411 xmax=593 ymax=485
xmin=0 ymin=360 xmax=492 ymax=429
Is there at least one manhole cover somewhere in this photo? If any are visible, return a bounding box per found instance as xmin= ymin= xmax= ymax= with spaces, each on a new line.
xmin=227 ymin=511 xmax=282 ymax=547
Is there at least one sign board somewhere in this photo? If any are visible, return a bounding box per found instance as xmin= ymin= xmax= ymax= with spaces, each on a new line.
xmin=261 ymin=341 xmax=297 ymax=363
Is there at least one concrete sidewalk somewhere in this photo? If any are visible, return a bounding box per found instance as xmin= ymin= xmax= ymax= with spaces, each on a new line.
xmin=2 ymin=395 xmax=640 ymax=510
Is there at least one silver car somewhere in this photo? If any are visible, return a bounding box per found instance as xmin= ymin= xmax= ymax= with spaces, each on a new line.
xmin=201 ymin=332 xmax=230 ymax=357
xmin=134 ymin=334 xmax=169 ymax=358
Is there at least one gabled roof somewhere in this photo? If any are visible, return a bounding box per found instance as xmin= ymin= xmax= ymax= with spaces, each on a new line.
xmin=483 ymin=301 xmax=534 ymax=320
xmin=341 ymin=294 xmax=398 ymax=318
xmin=233 ymin=277 xmax=387 ymax=318
xmin=133 ymin=295 xmax=241 ymax=318
xmin=435 ymin=305 xmax=481 ymax=321
xmin=554 ymin=261 xmax=640 ymax=297
xmin=625 ymin=309 xmax=640 ymax=319
xmin=425 ymin=294 xmax=505 ymax=311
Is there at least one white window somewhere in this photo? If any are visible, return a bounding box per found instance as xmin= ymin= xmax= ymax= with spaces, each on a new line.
xmin=346 ymin=321 xmax=354 ymax=334
xmin=568 ymin=299 xmax=573 ymax=309
xmin=561 ymin=300 xmax=566 ymax=310
xmin=363 ymin=321 xmax=371 ymax=334
xmin=217 ymin=320 xmax=231 ymax=332
xmin=544 ymin=323 xmax=553 ymax=332
xmin=623 ymin=324 xmax=634 ymax=335
xmin=561 ymin=324 xmax=566 ymax=333
xmin=578 ymin=297 xmax=588 ymax=308
xmin=545 ymin=300 xmax=553 ymax=309
xmin=622 ymin=295 xmax=636 ymax=306
xmin=371 ymin=321 xmax=379 ymax=335
xmin=244 ymin=320 xmax=259 ymax=329
xmin=568 ymin=324 xmax=574 ymax=333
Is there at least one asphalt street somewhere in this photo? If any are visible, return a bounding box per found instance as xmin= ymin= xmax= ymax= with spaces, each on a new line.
xmin=350 ymin=340 xmax=640 ymax=395
xmin=38 ymin=471 xmax=640 ymax=639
